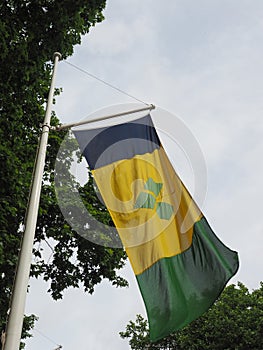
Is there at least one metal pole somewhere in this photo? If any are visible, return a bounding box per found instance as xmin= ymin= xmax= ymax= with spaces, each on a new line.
xmin=54 ymin=104 xmax=155 ymax=131
xmin=3 ymin=52 xmax=62 ymax=350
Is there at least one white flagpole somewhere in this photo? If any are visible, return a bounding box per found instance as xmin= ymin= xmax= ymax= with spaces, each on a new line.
xmin=3 ymin=52 xmax=62 ymax=350
xmin=55 ymin=104 xmax=155 ymax=131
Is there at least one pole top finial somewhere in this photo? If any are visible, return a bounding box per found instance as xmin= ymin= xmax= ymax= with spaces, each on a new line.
xmin=53 ymin=52 xmax=62 ymax=61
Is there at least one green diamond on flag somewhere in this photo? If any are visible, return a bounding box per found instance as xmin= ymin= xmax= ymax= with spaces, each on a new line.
xmin=134 ymin=192 xmax=156 ymax=209
xmin=156 ymin=202 xmax=174 ymax=220
xmin=144 ymin=177 xmax=163 ymax=196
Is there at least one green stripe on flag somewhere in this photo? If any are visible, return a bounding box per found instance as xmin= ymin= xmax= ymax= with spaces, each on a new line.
xmin=136 ymin=217 xmax=239 ymax=342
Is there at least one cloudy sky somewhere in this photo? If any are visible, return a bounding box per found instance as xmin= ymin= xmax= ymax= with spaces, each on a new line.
xmin=25 ymin=0 xmax=263 ymax=349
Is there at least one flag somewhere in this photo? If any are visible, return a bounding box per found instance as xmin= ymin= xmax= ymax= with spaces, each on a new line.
xmin=73 ymin=114 xmax=239 ymax=342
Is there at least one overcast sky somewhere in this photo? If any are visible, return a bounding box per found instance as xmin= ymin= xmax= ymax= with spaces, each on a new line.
xmin=25 ymin=1 xmax=263 ymax=349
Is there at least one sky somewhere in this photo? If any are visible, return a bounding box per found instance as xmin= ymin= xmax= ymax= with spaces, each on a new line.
xmin=25 ymin=0 xmax=263 ymax=349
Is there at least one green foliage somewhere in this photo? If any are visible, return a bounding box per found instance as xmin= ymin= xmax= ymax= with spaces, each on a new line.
xmin=0 ymin=0 xmax=128 ymax=345
xmin=20 ymin=314 xmax=39 ymax=349
xmin=120 ymin=282 xmax=263 ymax=350
xmin=120 ymin=315 xmax=151 ymax=350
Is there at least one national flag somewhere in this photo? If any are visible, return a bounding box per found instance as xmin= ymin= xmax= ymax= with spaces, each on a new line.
xmin=73 ymin=114 xmax=239 ymax=342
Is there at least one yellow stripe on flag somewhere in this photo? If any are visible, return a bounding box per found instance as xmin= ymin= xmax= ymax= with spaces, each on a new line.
xmin=92 ymin=147 xmax=201 ymax=274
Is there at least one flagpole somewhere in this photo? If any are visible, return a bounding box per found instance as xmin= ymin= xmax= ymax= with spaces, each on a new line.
xmin=54 ymin=104 xmax=155 ymax=131
xmin=3 ymin=52 xmax=62 ymax=350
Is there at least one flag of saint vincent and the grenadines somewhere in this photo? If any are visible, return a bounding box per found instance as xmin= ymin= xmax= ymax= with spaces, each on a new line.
xmin=73 ymin=114 xmax=239 ymax=342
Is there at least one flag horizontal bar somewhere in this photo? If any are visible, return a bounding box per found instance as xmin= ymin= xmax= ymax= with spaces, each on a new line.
xmin=54 ymin=104 xmax=155 ymax=131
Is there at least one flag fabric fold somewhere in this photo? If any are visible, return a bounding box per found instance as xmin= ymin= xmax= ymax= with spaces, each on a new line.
xmin=73 ymin=114 xmax=239 ymax=342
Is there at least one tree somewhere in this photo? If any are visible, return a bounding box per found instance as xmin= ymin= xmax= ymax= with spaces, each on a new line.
xmin=0 ymin=0 xmax=127 ymax=344
xmin=120 ymin=282 xmax=263 ymax=350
